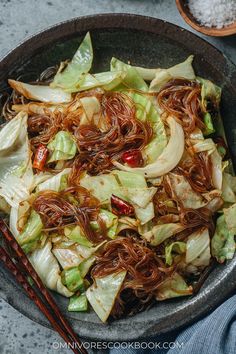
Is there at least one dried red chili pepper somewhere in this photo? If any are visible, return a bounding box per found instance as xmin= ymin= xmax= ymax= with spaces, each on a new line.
xmin=111 ymin=195 xmax=135 ymax=216
xmin=121 ymin=149 xmax=144 ymax=167
xmin=33 ymin=144 xmax=49 ymax=170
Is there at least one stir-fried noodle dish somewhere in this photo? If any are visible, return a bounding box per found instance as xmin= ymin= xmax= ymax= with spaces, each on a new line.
xmin=1 ymin=33 xmax=236 ymax=322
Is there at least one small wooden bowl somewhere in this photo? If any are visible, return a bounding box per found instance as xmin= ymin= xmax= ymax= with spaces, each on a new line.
xmin=176 ymin=0 xmax=236 ymax=37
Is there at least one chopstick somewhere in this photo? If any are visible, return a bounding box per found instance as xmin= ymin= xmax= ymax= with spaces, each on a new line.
xmin=0 ymin=246 xmax=83 ymax=354
xmin=0 ymin=219 xmax=88 ymax=354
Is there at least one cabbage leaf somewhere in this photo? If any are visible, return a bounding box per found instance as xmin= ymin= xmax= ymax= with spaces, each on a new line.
xmin=52 ymin=241 xmax=104 ymax=269
xmin=192 ymin=138 xmax=216 ymax=154
xmin=156 ymin=273 xmax=193 ymax=301
xmin=186 ymin=228 xmax=210 ymax=267
xmin=222 ymin=173 xmax=236 ymax=203
xmin=61 ymin=267 xmax=84 ymax=292
xmin=189 ymin=128 xmax=204 ymax=142
xmin=0 ymin=197 xmax=10 ymax=214
xmin=51 ymin=32 xmax=93 ymax=91
xmin=65 ymin=208 xmax=118 ymax=243
xmin=79 ymin=96 xmax=108 ymax=131
xmin=64 ymin=225 xmax=93 ymax=247
xmin=16 ymin=210 xmax=43 ymax=253
xmin=0 ymin=176 xmax=30 ymax=210
xmin=198 ymin=77 xmax=224 ymax=139
xmin=91 ymin=209 xmax=118 ymax=239
xmin=203 ymin=112 xmax=215 ymax=136
xmin=117 ymin=217 xmax=138 ymax=234
xmin=80 ymin=174 xmax=119 ymax=202
xmin=65 ymin=71 xmax=125 ymax=93
xmin=80 ymin=96 xmax=100 ymax=121
xmin=68 ymin=293 xmax=88 ymax=312
xmin=0 ymin=112 xmax=31 ymax=185
xmin=110 ymin=57 xmax=148 ymax=91
xmin=37 ymin=168 xmax=71 ymax=192
xmin=47 ymin=131 xmax=77 ymax=162
xmin=142 ymin=223 xmax=185 ymax=246
xmin=118 ymin=187 xmax=157 ymax=209
xmin=211 ymin=149 xmax=223 ymax=190
xmin=149 ymin=56 xmax=195 ymax=92
xmin=0 ymin=112 xmax=33 ymax=237
xmin=8 ymin=79 xmax=71 ymax=103
xmin=29 ymin=241 xmax=73 ymax=297
xmin=112 ymin=170 xmax=147 ymax=188
xmin=165 ymin=242 xmax=186 ymax=266
xmin=79 ymin=256 xmax=96 ymax=277
xmin=168 ymin=173 xmax=205 ymax=209
xmin=80 ymin=171 xmax=156 ymax=224
xmin=12 ymin=102 xmax=64 ymax=115
xmin=198 ymin=77 xmax=221 ymax=109
xmin=124 ymin=92 xmax=167 ymax=163
xmin=211 ymin=215 xmax=235 ymax=263
xmin=50 ymin=33 xmax=124 ymax=92
xmin=224 ymin=203 xmax=236 ymax=234
xmin=131 ymin=56 xmax=195 ymax=83
xmin=86 ymin=271 xmax=126 ymax=322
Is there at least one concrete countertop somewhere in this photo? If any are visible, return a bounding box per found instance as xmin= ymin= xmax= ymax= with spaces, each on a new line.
xmin=0 ymin=1 xmax=236 ymax=353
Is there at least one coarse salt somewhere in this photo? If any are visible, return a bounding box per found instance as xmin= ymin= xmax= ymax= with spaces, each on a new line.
xmin=188 ymin=0 xmax=236 ymax=29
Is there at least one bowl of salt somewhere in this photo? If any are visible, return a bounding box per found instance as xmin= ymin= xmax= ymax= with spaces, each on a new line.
xmin=176 ymin=0 xmax=236 ymax=36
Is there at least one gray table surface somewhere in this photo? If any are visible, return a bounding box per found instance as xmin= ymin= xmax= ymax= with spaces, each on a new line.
xmin=0 ymin=0 xmax=236 ymax=353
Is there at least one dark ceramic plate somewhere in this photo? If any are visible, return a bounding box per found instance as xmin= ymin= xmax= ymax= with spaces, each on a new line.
xmin=1 ymin=14 xmax=236 ymax=341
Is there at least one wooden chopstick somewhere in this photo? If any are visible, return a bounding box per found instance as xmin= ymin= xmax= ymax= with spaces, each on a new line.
xmin=0 ymin=246 xmax=81 ymax=354
xmin=0 ymin=219 xmax=88 ymax=354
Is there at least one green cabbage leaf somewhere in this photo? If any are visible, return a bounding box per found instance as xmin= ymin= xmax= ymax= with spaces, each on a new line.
xmin=51 ymin=32 xmax=93 ymax=91
xmin=156 ymin=273 xmax=193 ymax=301
xmin=86 ymin=271 xmax=126 ymax=322
xmin=29 ymin=241 xmax=73 ymax=297
xmin=47 ymin=131 xmax=77 ymax=162
xmin=110 ymin=57 xmax=148 ymax=91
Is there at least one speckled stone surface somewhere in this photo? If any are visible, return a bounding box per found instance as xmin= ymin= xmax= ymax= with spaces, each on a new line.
xmin=1 ymin=0 xmax=236 ymax=353
xmin=0 ymin=298 xmax=70 ymax=354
